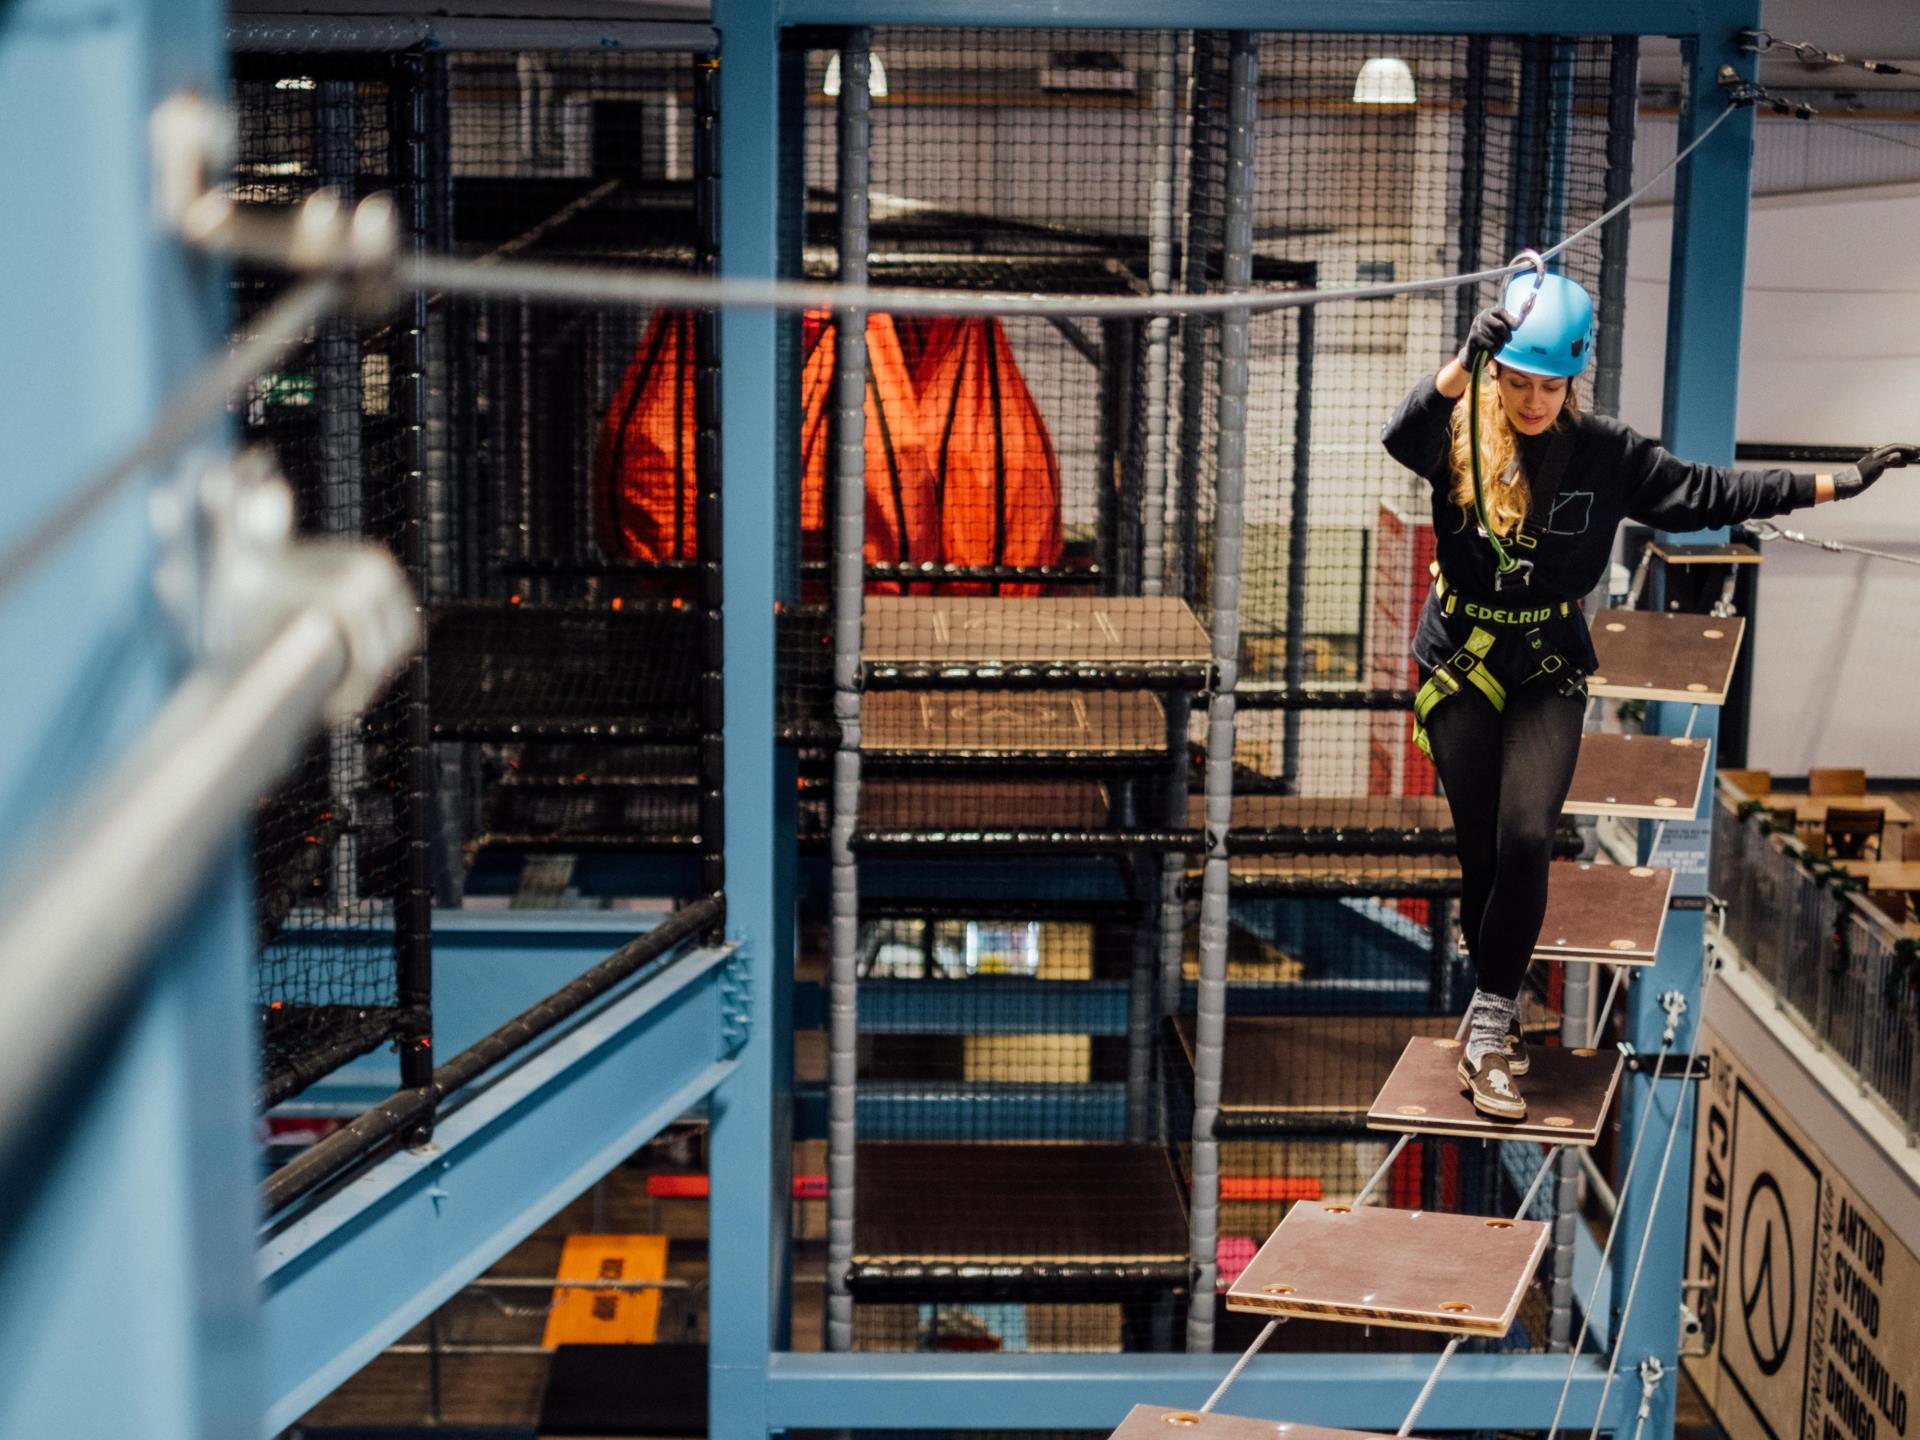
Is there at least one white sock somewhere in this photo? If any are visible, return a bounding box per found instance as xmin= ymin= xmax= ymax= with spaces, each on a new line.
xmin=1465 ymin=988 xmax=1519 ymax=1069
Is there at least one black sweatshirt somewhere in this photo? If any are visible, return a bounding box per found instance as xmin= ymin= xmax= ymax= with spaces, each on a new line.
xmin=1381 ymin=374 xmax=1815 ymax=675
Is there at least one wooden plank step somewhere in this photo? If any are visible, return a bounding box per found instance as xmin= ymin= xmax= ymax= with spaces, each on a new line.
xmin=863 ymin=596 xmax=1210 ymax=669
xmin=1650 ymin=541 xmax=1761 ymax=565
xmin=1587 ymin=610 xmax=1744 ymax=704
xmin=1367 ymin=1035 xmax=1625 ymax=1145
xmin=1537 ymin=860 xmax=1673 ymax=965
xmin=1565 ymin=732 xmax=1711 ymax=820
xmin=850 ymin=1142 xmax=1189 ymax=1296
xmin=1225 ymin=1201 xmax=1549 ymax=1335
xmin=863 ymin=690 xmax=1167 ymax=756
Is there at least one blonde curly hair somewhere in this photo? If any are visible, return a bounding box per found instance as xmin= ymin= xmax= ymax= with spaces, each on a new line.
xmin=1447 ymin=365 xmax=1583 ymax=538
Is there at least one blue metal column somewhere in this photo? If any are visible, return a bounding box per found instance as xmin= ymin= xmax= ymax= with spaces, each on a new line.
xmin=0 ymin=2 xmax=258 ymax=1438
xmin=1615 ymin=10 xmax=1760 ymax=1440
xmin=709 ymin=0 xmax=796 ymax=1435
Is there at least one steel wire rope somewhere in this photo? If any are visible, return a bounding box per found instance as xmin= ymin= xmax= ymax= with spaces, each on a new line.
xmin=0 ymin=275 xmax=342 ymax=601
xmin=1581 ymin=957 xmax=1724 ymax=1440
xmin=1541 ymin=948 xmax=1717 ymax=1440
xmin=1747 ymin=520 xmax=1920 ymax=568
xmin=3 ymin=96 xmax=1744 ymax=606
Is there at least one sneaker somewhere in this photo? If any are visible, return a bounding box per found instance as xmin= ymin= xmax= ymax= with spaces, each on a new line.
xmin=1504 ymin=1020 xmax=1530 ymax=1076
xmin=1456 ymin=1051 xmax=1527 ymax=1121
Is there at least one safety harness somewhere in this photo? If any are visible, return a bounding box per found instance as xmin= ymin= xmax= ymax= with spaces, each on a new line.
xmin=1411 ymin=420 xmax=1586 ymax=757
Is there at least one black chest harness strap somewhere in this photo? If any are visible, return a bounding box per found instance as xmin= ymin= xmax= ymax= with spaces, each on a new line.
xmin=1413 ymin=564 xmax=1585 ymax=758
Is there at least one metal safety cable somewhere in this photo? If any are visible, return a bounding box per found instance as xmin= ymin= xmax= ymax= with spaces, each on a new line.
xmin=398 ymin=103 xmax=1740 ymax=324
xmin=1200 ymin=1319 xmax=1285 ymax=1414
xmin=3 ymin=93 xmax=1745 ymax=608
xmin=1746 ymin=521 xmax=1920 ymax=569
xmin=0 ymin=276 xmax=342 ymax=601
xmin=1385 ymin=1140 xmax=1564 ymax=1435
xmin=1540 ymin=1025 xmax=1678 ymax=1440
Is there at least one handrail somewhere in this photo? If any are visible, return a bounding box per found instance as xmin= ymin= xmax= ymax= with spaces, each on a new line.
xmin=1711 ymin=787 xmax=1919 ymax=1139
xmin=0 ymin=592 xmax=407 ymax=1157
xmin=262 ymin=892 xmax=725 ymax=1217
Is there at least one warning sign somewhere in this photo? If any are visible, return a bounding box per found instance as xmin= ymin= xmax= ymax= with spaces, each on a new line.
xmin=1686 ymin=1031 xmax=1918 ymax=1440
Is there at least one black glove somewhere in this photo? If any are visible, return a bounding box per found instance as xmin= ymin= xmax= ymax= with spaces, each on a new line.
xmin=1458 ymin=307 xmax=1517 ymax=371
xmin=1833 ymin=443 xmax=1920 ymax=499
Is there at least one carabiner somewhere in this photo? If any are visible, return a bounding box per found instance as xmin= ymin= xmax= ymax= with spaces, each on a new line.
xmin=1506 ymin=249 xmax=1548 ymax=327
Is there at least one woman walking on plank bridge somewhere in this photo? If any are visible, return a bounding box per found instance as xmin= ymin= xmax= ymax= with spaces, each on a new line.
xmin=1381 ymin=266 xmax=1916 ymax=1121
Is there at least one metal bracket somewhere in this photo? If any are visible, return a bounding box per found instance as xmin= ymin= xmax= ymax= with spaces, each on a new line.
xmin=153 ymin=88 xmax=400 ymax=312
xmin=1620 ymin=1047 xmax=1712 ymax=1081
xmin=718 ymin=945 xmax=753 ymax=1059
xmin=1680 ymin=1279 xmax=1714 ymax=1357
xmin=151 ymin=448 xmax=418 ymax=721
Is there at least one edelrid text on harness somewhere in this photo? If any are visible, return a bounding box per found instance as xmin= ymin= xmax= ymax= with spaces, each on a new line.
xmin=1412 ymin=565 xmax=1585 ymax=757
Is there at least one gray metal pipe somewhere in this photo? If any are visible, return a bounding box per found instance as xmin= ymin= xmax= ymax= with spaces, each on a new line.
xmin=1157 ymin=28 xmax=1218 ymax=1032
xmin=1140 ymin=30 xmax=1180 ymax=599
xmin=0 ymin=607 xmax=366 ymax=1153
xmin=1187 ymin=31 xmax=1257 ymax=1354
xmin=825 ymin=32 xmax=872 ymax=1356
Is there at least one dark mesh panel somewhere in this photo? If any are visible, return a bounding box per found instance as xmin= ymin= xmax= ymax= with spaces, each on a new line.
xmin=793 ymin=28 xmax=1637 ymax=1355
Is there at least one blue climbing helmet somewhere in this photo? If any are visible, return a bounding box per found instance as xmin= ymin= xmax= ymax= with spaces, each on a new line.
xmin=1495 ymin=271 xmax=1595 ymax=378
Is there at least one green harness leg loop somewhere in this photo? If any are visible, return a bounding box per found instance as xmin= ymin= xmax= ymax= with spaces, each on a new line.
xmin=1412 ymin=625 xmax=1506 ymax=757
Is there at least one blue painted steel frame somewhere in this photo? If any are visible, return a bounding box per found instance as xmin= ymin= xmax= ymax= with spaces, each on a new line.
xmin=702 ymin=2 xmax=1761 ymax=1437
xmin=260 ymin=944 xmax=739 ymax=1431
xmin=709 ymin=3 xmax=800 ymax=1436
xmin=0 ymin=3 xmax=261 ymax=1439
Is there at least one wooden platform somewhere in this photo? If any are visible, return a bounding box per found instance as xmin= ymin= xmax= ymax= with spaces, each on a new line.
xmin=1224 ymin=1201 xmax=1549 ymax=1335
xmin=1170 ymin=1015 xmax=1461 ymax=1133
xmin=1110 ymin=1407 xmax=1396 ymax=1440
xmin=848 ymin=1142 xmax=1189 ymax=1295
xmin=863 ymin=691 xmax=1168 ymax=757
xmin=1538 ymin=861 xmax=1674 ymax=966
xmin=862 ymin=597 xmax=1211 ymax=668
xmin=1188 ymin=794 xmax=1453 ymax=833
xmin=1650 ymin=541 xmax=1761 ymax=566
xmin=1218 ymin=855 xmax=1460 ymax=897
xmin=859 ymin=779 xmax=1110 ymax=831
xmin=1563 ymin=732 xmax=1711 ymax=820
xmin=1367 ymin=1035 xmax=1624 ymax=1145
xmin=1587 ymin=610 xmax=1745 ymax=704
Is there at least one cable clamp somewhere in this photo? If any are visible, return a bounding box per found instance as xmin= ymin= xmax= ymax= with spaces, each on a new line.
xmin=152 ymin=88 xmax=401 ymax=315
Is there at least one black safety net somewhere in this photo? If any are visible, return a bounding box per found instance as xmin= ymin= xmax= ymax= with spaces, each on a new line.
xmin=794 ymin=26 xmax=1637 ymax=1356
xmin=235 ymin=56 xmax=430 ymax=1108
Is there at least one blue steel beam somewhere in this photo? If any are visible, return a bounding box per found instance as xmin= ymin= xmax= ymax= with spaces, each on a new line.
xmin=259 ymin=945 xmax=738 ymax=1432
xmin=775 ymin=0 xmax=1705 ymax=32
xmin=1619 ymin=12 xmax=1760 ymax=1440
xmin=0 ymin=2 xmax=258 ymax=1439
xmin=764 ymin=1351 xmax=1620 ymax=1431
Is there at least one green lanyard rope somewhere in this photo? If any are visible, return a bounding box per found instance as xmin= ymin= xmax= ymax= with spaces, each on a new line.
xmin=1467 ymin=252 xmax=1547 ymax=583
xmin=1467 ymin=350 xmax=1527 ymax=580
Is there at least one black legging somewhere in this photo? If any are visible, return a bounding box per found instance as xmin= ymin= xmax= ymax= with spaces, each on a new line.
xmin=1422 ymin=679 xmax=1586 ymax=1000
